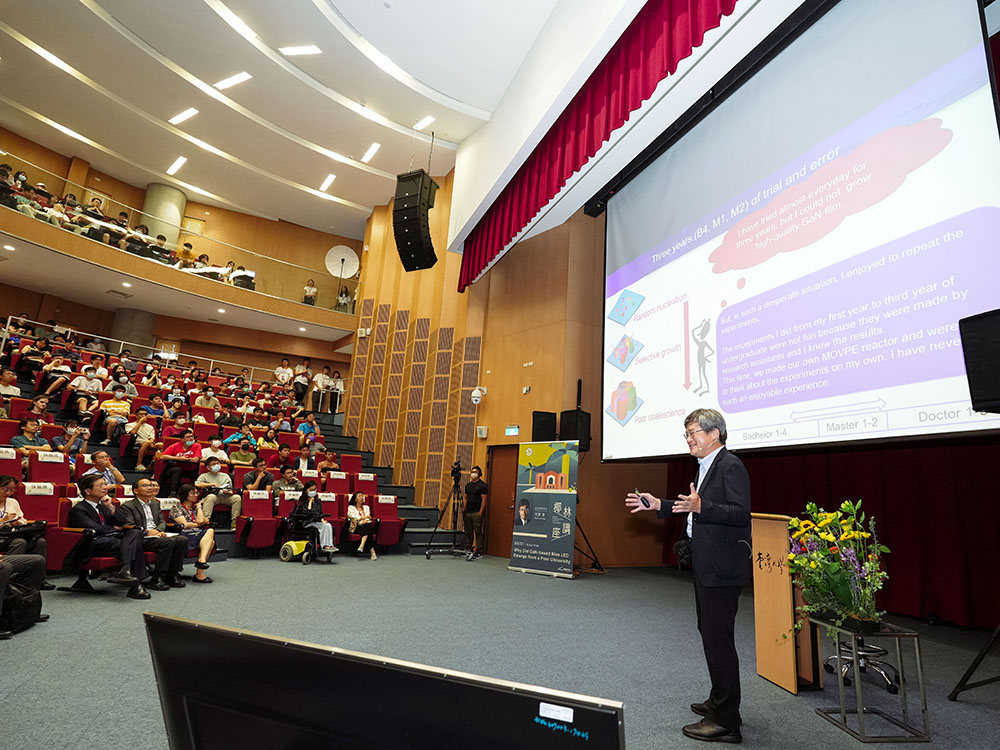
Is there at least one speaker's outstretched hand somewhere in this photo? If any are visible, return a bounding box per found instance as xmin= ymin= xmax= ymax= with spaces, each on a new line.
xmin=625 ymin=492 xmax=660 ymax=514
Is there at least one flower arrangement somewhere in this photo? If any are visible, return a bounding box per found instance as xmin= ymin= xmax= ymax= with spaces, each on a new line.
xmin=787 ymin=500 xmax=890 ymax=629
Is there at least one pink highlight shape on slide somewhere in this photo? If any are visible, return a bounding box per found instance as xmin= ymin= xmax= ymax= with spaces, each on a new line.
xmin=709 ymin=119 xmax=953 ymax=273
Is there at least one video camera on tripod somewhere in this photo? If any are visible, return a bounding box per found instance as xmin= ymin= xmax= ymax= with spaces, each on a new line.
xmin=450 ymin=460 xmax=463 ymax=485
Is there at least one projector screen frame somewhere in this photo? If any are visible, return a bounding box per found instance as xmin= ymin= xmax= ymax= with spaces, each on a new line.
xmin=597 ymin=0 xmax=1000 ymax=463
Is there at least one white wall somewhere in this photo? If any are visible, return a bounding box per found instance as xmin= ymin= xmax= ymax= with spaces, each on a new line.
xmin=446 ymin=0 xmax=644 ymax=253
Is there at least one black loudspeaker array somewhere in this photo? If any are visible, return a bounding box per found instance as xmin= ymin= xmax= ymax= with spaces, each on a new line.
xmin=531 ymin=411 xmax=557 ymax=442
xmin=959 ymin=308 xmax=1000 ymax=414
xmin=393 ymin=169 xmax=439 ymax=271
xmin=559 ymin=409 xmax=591 ymax=453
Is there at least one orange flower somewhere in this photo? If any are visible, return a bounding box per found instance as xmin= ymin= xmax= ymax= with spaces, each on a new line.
xmin=830 ymin=546 xmax=839 ymax=554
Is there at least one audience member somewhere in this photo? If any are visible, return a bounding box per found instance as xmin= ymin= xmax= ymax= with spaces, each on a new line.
xmin=296 ymin=412 xmax=319 ymax=447
xmin=291 ymin=482 xmax=337 ymax=552
xmin=167 ymin=398 xmax=188 ymax=420
xmin=176 ymin=242 xmax=196 ymax=269
xmin=201 ymin=435 xmax=229 ymax=465
xmin=127 ymin=412 xmax=161 ymax=473
xmin=293 ymin=358 xmax=312 ymax=404
xmin=335 ymin=285 xmax=352 ymax=312
xmin=33 ymin=352 xmax=74 ymax=398
xmin=68 ymin=474 xmax=148 ymax=598
xmin=51 ymin=420 xmax=89 ymax=463
xmin=161 ymin=414 xmax=190 ymax=439
xmin=82 ymin=450 xmax=125 ymax=490
xmin=15 ymin=337 xmax=51 ymax=376
xmin=267 ymin=443 xmax=294 ymax=471
xmin=88 ymin=353 xmax=109 ymax=378
xmin=293 ymin=445 xmax=315 ymax=473
xmin=315 ymin=448 xmax=340 ymax=477
xmin=158 ymin=428 xmax=202 ymax=494
xmin=269 ymin=411 xmax=292 ymax=432
xmin=168 ymin=484 xmax=214 ymax=583
xmin=141 ymin=364 xmax=161 ymax=387
xmin=67 ymin=365 xmax=103 ymax=418
xmin=257 ymin=428 xmax=279 ymax=450
xmin=310 ymin=365 xmax=334 ymax=412
xmin=346 ymin=492 xmax=378 ymax=560
xmin=194 ymin=386 xmax=220 ymax=410
xmin=196 ymin=459 xmax=241 ymax=529
xmin=215 ymin=403 xmax=242 ymax=429
xmin=273 ymin=358 xmax=293 ymax=386
xmin=115 ymin=479 xmax=188 ymax=590
xmin=138 ymin=393 xmax=166 ymax=418
xmin=17 ymin=395 xmax=53 ymax=424
xmin=0 ymin=476 xmax=52 ymax=585
xmin=228 ymin=438 xmax=257 ymax=466
xmin=105 ymin=367 xmax=138 ymax=398
xmin=11 ymin=418 xmax=51 ymax=470
xmin=98 ymin=386 xmax=132 ymax=444
xmin=0 ymin=368 xmax=20 ymax=396
xmin=272 ymin=466 xmax=303 ymax=500
xmin=242 ymin=457 xmax=274 ymax=494
xmin=302 ymin=279 xmax=318 ymax=305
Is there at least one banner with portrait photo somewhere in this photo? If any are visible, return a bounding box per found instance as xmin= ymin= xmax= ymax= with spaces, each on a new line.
xmin=509 ymin=441 xmax=579 ymax=578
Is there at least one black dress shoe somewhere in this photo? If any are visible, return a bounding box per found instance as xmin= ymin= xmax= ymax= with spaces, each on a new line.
xmin=0 ymin=629 xmax=12 ymax=640
xmin=126 ymin=584 xmax=151 ymax=600
xmin=40 ymin=580 xmax=56 ymax=591
xmin=691 ymin=704 xmax=742 ymax=725
xmin=165 ymin=574 xmax=186 ymax=588
xmin=682 ymin=718 xmax=742 ymax=744
xmin=147 ymin=577 xmax=170 ymax=591
xmin=35 ymin=613 xmax=50 ymax=623
xmin=191 ymin=575 xmax=213 ymax=584
xmin=108 ymin=566 xmax=138 ymax=585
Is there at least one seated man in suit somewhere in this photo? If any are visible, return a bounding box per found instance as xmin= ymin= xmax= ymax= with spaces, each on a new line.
xmin=115 ymin=477 xmax=189 ymax=591
xmin=68 ymin=474 xmax=149 ymax=599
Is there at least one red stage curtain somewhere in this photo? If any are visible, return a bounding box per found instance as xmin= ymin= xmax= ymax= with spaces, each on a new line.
xmin=458 ymin=0 xmax=740 ymax=291
xmin=660 ymin=436 xmax=1000 ymax=629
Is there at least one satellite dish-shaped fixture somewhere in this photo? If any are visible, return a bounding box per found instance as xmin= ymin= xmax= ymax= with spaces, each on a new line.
xmin=325 ymin=245 xmax=360 ymax=279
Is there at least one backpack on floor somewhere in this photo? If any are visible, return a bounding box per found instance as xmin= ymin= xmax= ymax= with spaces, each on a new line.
xmin=0 ymin=581 xmax=42 ymax=635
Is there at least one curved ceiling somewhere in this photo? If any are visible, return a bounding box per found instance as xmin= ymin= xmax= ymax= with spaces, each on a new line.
xmin=0 ymin=0 xmax=558 ymax=239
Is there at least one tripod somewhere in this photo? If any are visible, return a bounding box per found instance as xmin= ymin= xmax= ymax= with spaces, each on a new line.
xmin=948 ymin=623 xmax=1000 ymax=701
xmin=424 ymin=478 xmax=466 ymax=559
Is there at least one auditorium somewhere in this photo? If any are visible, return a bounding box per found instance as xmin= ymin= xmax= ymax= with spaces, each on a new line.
xmin=1 ymin=1 xmax=999 ymax=748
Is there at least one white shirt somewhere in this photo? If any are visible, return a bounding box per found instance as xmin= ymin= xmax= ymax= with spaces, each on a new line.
xmin=140 ymin=500 xmax=156 ymax=530
xmin=294 ymin=365 xmax=312 ymax=385
xmin=127 ymin=421 xmax=156 ymax=443
xmin=690 ymin=444 xmax=724 ymax=538
xmin=70 ymin=375 xmax=102 ymax=393
xmin=346 ymin=504 xmax=371 ymax=521
xmin=202 ymin=447 xmax=228 ymax=462
xmin=274 ymin=366 xmax=293 ymax=384
xmin=1 ymin=497 xmax=24 ymax=524
xmin=312 ymin=373 xmax=332 ymax=390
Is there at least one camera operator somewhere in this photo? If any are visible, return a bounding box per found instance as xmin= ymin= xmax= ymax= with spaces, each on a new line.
xmin=462 ymin=465 xmax=488 ymax=560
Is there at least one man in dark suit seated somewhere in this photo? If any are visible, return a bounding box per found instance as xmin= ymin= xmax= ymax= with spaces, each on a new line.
xmin=0 ymin=552 xmax=49 ymax=639
xmin=68 ymin=474 xmax=150 ymax=599
xmin=115 ymin=478 xmax=188 ymax=591
xmin=626 ymin=408 xmax=751 ymax=744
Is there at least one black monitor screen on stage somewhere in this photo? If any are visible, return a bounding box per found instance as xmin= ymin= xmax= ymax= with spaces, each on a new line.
xmin=602 ymin=0 xmax=1000 ymax=460
xmin=145 ymin=613 xmax=624 ymax=750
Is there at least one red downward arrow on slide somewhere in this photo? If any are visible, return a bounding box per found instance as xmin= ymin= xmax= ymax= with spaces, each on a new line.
xmin=683 ymin=300 xmax=691 ymax=390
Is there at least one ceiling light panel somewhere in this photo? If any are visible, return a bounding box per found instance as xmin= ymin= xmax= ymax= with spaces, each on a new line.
xmin=360 ymin=142 xmax=380 ymax=163
xmin=319 ymin=174 xmax=336 ymax=191
xmin=279 ymin=45 xmax=322 ymax=56
xmin=167 ymin=107 xmax=199 ymax=124
xmin=413 ymin=115 xmax=435 ymax=131
xmin=213 ymin=71 xmax=252 ymax=89
xmin=166 ymin=156 xmax=188 ymax=175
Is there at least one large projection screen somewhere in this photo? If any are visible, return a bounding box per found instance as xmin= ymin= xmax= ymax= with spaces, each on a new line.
xmin=603 ymin=0 xmax=1000 ymax=460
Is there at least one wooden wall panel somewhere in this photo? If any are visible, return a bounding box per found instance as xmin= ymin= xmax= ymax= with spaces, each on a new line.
xmin=395 ymin=317 xmax=430 ymax=486
xmin=345 ymin=298 xmax=375 ymax=439
xmin=377 ymin=310 xmax=409 ymax=468
xmin=360 ymin=303 xmax=391 ymax=452
xmin=0 ymin=126 xmax=71 ymax=196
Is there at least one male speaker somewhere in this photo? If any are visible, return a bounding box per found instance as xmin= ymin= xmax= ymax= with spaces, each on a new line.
xmin=393 ymin=169 xmax=439 ymax=271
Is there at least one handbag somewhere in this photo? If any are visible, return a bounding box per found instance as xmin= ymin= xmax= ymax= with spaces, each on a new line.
xmin=0 ymin=520 xmax=47 ymax=552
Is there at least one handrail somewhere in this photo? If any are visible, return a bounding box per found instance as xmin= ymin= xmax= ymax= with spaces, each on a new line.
xmin=0 ymin=147 xmax=361 ymax=310
xmin=1 ymin=316 xmax=350 ymax=413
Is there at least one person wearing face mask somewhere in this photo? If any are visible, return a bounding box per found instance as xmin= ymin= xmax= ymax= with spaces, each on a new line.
xmin=141 ymin=365 xmax=161 ymax=387
xmin=194 ymin=386 xmax=220 ymax=410
xmin=214 ymin=403 xmax=242 ymax=429
xmin=51 ymin=419 xmax=89 ymax=464
xmin=67 ymin=366 xmax=103 ymax=418
xmin=98 ymin=387 xmax=132 ymax=445
xmin=162 ymin=413 xmax=190 ymax=439
xmin=104 ymin=368 xmax=138 ymax=398
xmin=167 ymin=398 xmax=187 ymax=421
xmin=228 ymin=439 xmax=257 ymax=467
xmin=159 ymin=428 xmax=203 ymax=495
xmin=201 ymin=435 xmax=229 ymax=466
xmin=290 ymin=482 xmax=337 ymax=553
xmin=127 ymin=412 xmax=161 ymax=473
xmin=196 ymin=460 xmax=241 ymax=529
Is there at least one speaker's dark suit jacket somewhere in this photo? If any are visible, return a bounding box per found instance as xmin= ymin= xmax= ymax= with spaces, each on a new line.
xmin=659 ymin=446 xmax=752 ymax=586
xmin=66 ymin=499 xmax=146 ymax=577
xmin=114 ymin=498 xmax=166 ymax=533
xmin=116 ymin=499 xmax=187 ymax=573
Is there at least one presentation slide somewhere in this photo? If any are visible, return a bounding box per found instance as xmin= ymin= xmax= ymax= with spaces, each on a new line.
xmin=603 ymin=0 xmax=1000 ymax=460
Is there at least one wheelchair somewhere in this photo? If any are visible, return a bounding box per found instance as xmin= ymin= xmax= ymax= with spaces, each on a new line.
xmin=279 ymin=515 xmax=334 ymax=565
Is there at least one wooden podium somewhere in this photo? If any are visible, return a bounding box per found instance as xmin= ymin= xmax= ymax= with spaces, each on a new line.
xmin=751 ymin=513 xmax=821 ymax=694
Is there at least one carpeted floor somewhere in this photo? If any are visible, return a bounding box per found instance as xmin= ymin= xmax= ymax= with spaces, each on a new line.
xmin=1 ymin=554 xmax=997 ymax=748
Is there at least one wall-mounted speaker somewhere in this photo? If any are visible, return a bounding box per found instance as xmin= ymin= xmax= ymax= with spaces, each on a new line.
xmin=531 ymin=411 xmax=557 ymax=442
xmin=393 ymin=169 xmax=439 ymax=271
xmin=559 ymin=409 xmax=591 ymax=452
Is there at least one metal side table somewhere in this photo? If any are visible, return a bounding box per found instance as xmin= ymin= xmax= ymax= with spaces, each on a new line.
xmin=812 ymin=617 xmax=930 ymax=742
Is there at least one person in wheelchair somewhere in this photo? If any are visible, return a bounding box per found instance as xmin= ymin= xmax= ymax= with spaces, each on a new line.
xmin=288 ymin=481 xmax=337 ymax=554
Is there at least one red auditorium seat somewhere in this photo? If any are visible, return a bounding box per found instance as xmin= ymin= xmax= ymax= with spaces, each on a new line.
xmin=74 ymin=452 xmax=94 ymax=480
xmin=372 ymin=494 xmax=407 ymax=550
xmin=326 ymin=471 xmax=350 ymax=495
xmin=235 ymin=490 xmax=282 ymax=558
xmin=276 ymin=491 xmax=297 ymax=518
xmin=40 ymin=423 xmax=63 ymax=443
xmin=319 ymin=492 xmax=346 ymax=541
xmin=231 ymin=464 xmax=253 ymax=487
xmin=0 ymin=420 xmax=22 ymax=445
xmin=352 ymin=471 xmax=378 ymax=496
xmin=192 ymin=422 xmax=215 ymax=441
xmin=16 ymin=482 xmax=60 ymax=523
xmin=340 ymin=454 xmax=363 ymax=474
xmin=28 ymin=451 xmax=71 ymax=484
xmin=0 ymin=446 xmax=21 ymax=476
xmin=278 ymin=431 xmax=299 ymax=448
